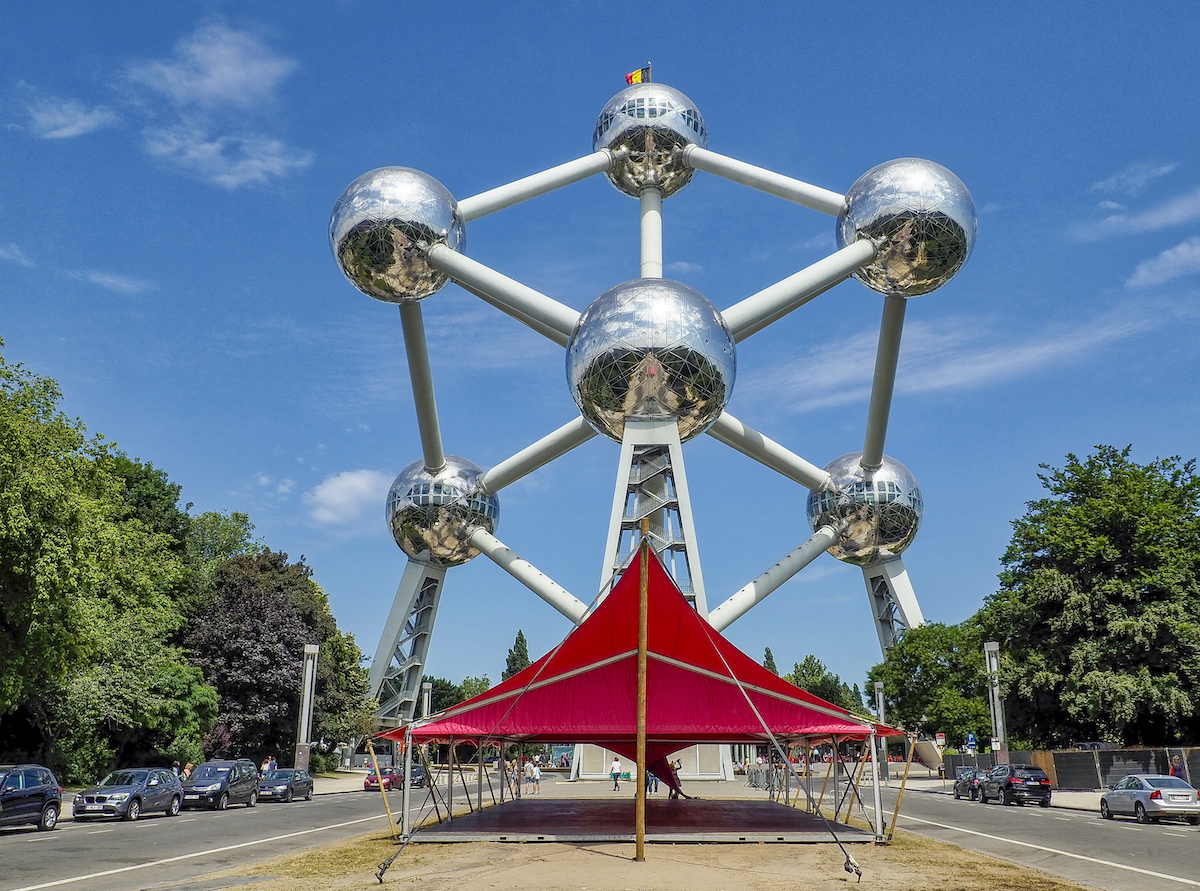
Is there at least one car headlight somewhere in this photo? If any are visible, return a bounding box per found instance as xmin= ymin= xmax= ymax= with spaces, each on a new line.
xmin=107 ymin=792 xmax=129 ymax=802
xmin=203 ymin=783 xmax=223 ymax=792
xmin=272 ymin=785 xmax=288 ymax=792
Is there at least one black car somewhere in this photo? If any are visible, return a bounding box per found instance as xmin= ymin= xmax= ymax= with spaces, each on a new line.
xmin=952 ymin=767 xmax=983 ymax=801
xmin=0 ymin=764 xmax=62 ymax=831
xmin=73 ymin=768 xmax=183 ymax=821
xmin=181 ymin=759 xmax=259 ymax=810
xmin=258 ymin=769 xmax=314 ymax=803
xmin=409 ymin=764 xmax=427 ymax=788
xmin=979 ymin=763 xmax=1052 ymax=807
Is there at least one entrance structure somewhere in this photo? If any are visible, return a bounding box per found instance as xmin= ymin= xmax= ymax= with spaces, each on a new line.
xmin=330 ymin=80 xmax=977 ymax=731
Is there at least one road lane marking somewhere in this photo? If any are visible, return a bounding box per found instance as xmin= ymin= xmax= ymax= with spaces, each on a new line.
xmin=86 ymin=830 xmax=112 ymax=835
xmin=1054 ymin=817 xmax=1070 ymax=821
xmin=893 ymin=812 xmax=1200 ymax=887
xmin=10 ymin=813 xmax=388 ymax=891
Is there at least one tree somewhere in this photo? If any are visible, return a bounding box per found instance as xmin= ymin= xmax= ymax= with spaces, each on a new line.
xmin=786 ymin=655 xmax=868 ymax=716
xmin=502 ymin=630 xmax=531 ymax=681
xmin=866 ymin=622 xmax=992 ymax=743
xmin=104 ymin=453 xmax=192 ymax=555
xmin=460 ymin=675 xmax=491 ymax=701
xmin=981 ymin=446 xmax=1200 ymax=746
xmin=313 ymin=630 xmax=375 ymax=748
xmin=763 ymin=647 xmax=778 ymax=674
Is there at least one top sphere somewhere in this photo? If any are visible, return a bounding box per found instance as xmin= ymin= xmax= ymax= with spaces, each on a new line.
xmin=566 ymin=278 xmax=735 ymax=443
xmin=836 ymin=158 xmax=976 ymax=298
xmin=330 ymin=167 xmax=464 ymax=303
xmin=593 ymin=83 xmax=707 ymax=198
xmin=806 ymin=453 xmax=923 ymax=566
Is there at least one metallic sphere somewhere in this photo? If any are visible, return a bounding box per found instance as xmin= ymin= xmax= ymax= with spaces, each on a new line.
xmin=836 ymin=158 xmax=976 ymax=298
xmin=330 ymin=167 xmax=465 ymax=303
xmin=567 ymin=278 xmax=735 ymax=443
xmin=385 ymin=456 xmax=499 ymax=567
xmin=593 ymin=83 xmax=708 ymax=198
xmin=806 ymin=453 xmax=923 ymax=566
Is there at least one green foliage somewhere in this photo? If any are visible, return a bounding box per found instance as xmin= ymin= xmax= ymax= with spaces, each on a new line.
xmin=866 ymin=622 xmax=992 ymax=742
xmin=763 ymin=647 xmax=778 ymax=674
xmin=314 ymin=630 xmax=376 ymax=745
xmin=459 ymin=675 xmax=491 ymax=701
xmin=502 ymin=630 xmax=531 ymax=681
xmin=982 ymin=446 xmax=1200 ymax=746
xmin=785 ymin=655 xmax=868 ymax=716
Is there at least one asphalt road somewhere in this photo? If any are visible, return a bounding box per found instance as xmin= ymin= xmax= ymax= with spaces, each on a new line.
xmin=877 ymin=785 xmax=1200 ymax=891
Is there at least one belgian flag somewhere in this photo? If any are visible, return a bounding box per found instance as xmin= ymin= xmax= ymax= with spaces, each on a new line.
xmin=625 ymin=65 xmax=651 ymax=85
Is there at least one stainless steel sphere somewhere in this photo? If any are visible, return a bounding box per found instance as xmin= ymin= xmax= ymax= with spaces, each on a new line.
xmin=593 ymin=83 xmax=707 ymax=198
xmin=385 ymin=456 xmax=499 ymax=567
xmin=836 ymin=158 xmax=976 ymax=298
xmin=330 ymin=167 xmax=464 ymax=303
xmin=806 ymin=453 xmax=923 ymax=566
xmin=567 ymin=278 xmax=735 ymax=443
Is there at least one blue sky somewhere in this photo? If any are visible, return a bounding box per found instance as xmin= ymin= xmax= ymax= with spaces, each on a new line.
xmin=3 ymin=3 xmax=1199 ymax=695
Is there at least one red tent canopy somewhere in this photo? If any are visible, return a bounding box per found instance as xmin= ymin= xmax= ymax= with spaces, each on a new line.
xmin=382 ymin=550 xmax=895 ymax=787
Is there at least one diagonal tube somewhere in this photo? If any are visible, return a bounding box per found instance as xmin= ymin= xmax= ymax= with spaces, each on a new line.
xmin=722 ymin=240 xmax=877 ymax=342
xmin=398 ymin=302 xmax=445 ymax=473
xmin=477 ymin=417 xmax=597 ymax=495
xmin=707 ymin=525 xmax=840 ymax=631
xmin=706 ymin=412 xmax=831 ymax=491
xmin=426 ymin=245 xmax=580 ymax=346
xmin=682 ymin=146 xmax=847 ymax=216
xmin=457 ymin=151 xmax=613 ymax=221
xmin=468 ymin=528 xmax=588 ymax=623
xmin=860 ymin=297 xmax=907 ymax=471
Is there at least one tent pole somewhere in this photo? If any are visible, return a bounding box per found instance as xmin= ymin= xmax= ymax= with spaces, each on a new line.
xmin=447 ymin=738 xmax=454 ymax=821
xmin=871 ymin=728 xmax=885 ymax=842
xmin=832 ymin=736 xmax=840 ymax=822
xmin=635 ymin=517 xmax=650 ymax=862
xmin=477 ymin=737 xmax=483 ymax=809
xmin=402 ymin=726 xmax=412 ymax=837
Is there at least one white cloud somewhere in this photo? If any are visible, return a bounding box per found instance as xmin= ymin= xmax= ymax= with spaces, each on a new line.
xmin=0 ymin=243 xmax=35 ymax=268
xmin=1091 ymin=161 xmax=1177 ymax=196
xmin=305 ymin=470 xmax=392 ymax=525
xmin=127 ymin=23 xmax=297 ymax=110
xmin=1126 ymin=236 xmax=1200 ymax=289
xmin=26 ymin=96 xmax=118 ymax=138
xmin=665 ymin=261 xmax=704 ymax=276
xmin=144 ymin=124 xmax=312 ymax=189
xmin=1075 ymin=185 xmax=1200 ymax=241
xmin=65 ymin=269 xmax=153 ymax=294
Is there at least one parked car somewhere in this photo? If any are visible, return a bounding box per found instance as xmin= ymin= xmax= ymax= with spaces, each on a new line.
xmin=258 ymin=769 xmax=314 ymax=803
xmin=952 ymin=767 xmax=983 ymax=801
xmin=181 ymin=759 xmax=259 ymax=810
xmin=73 ymin=767 xmax=183 ymax=821
xmin=409 ymin=764 xmax=427 ymax=788
xmin=1100 ymin=774 xmax=1200 ymax=825
xmin=979 ymin=763 xmax=1052 ymax=807
xmin=364 ymin=767 xmax=399 ymax=791
xmin=0 ymin=764 xmax=62 ymax=831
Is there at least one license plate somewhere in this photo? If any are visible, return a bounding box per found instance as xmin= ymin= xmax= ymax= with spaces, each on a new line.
xmin=1169 ymin=794 xmax=1189 ymax=801
xmin=85 ymin=805 xmax=103 ymax=811
xmin=185 ymin=794 xmax=200 ymax=799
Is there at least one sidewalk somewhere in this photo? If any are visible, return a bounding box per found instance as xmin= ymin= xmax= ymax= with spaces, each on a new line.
xmin=313 ymin=769 xmax=370 ymax=795
xmin=898 ymin=773 xmax=1102 ymax=812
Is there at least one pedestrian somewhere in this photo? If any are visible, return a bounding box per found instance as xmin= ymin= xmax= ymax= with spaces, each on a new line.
xmin=182 ymin=762 xmax=194 ymax=780
xmin=645 ymin=769 xmax=659 ymax=795
xmin=261 ymin=755 xmax=272 ymax=775
xmin=1170 ymin=754 xmax=1186 ymax=778
xmin=172 ymin=761 xmax=181 ymax=776
xmin=524 ymin=758 xmax=534 ymax=794
xmin=610 ymin=756 xmax=622 ymax=791
xmin=268 ymin=754 xmax=278 ymax=772
xmin=532 ymin=761 xmax=541 ymax=794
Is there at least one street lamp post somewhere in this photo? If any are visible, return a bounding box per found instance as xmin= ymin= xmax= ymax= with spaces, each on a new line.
xmin=873 ymin=681 xmax=888 ymax=782
xmin=984 ymin=641 xmax=1008 ymax=762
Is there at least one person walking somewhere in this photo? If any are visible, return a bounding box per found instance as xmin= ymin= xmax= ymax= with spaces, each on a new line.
xmin=532 ymin=761 xmax=541 ymax=794
xmin=610 ymin=756 xmax=622 ymax=791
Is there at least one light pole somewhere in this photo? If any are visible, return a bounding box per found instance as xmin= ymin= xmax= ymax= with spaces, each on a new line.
xmin=984 ymin=641 xmax=1008 ymax=762
xmin=295 ymin=643 xmax=320 ymax=771
xmin=873 ymin=681 xmax=888 ymax=782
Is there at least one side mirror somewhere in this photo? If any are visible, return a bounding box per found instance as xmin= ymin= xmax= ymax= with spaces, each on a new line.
xmin=149 ymin=779 xmax=159 ymax=786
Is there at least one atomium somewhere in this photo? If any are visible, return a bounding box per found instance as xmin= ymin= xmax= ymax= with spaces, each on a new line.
xmin=593 ymin=83 xmax=708 ymax=198
xmin=566 ymin=278 xmax=735 ymax=443
xmin=385 ymin=456 xmax=499 ymax=567
xmin=806 ymin=453 xmax=923 ymax=566
xmin=330 ymin=167 xmax=465 ymax=303
xmin=836 ymin=158 xmax=976 ymax=298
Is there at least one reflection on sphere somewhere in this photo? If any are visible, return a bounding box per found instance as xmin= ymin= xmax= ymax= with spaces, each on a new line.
xmin=836 ymin=158 xmax=976 ymax=298
xmin=385 ymin=456 xmax=498 ymax=566
xmin=330 ymin=167 xmax=464 ymax=303
xmin=567 ymin=279 xmax=735 ymax=443
xmin=807 ymin=453 xmax=923 ymax=566
xmin=593 ymin=83 xmax=707 ymax=198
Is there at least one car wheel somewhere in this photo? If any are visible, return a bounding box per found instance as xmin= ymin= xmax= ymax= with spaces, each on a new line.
xmin=1186 ymin=815 xmax=1199 ymax=826
xmin=1039 ymin=797 xmax=1050 ymax=808
xmin=38 ymin=803 xmax=59 ymax=831
xmin=954 ymin=787 xmax=961 ymax=800
xmin=1003 ymin=789 xmax=1014 ymax=806
xmin=305 ymin=786 xmax=313 ymax=801
xmin=216 ymin=792 xmax=229 ymax=811
xmin=168 ymin=796 xmax=181 ymax=817
xmin=1100 ymin=800 xmax=1112 ymax=819
xmin=125 ymin=799 xmax=141 ymax=821
xmin=247 ymin=790 xmax=258 ymax=808
xmin=283 ymin=789 xmax=292 ymax=803
xmin=1135 ymin=803 xmax=1150 ymax=824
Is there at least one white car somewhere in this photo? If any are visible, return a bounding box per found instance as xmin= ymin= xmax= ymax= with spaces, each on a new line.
xmin=1100 ymin=774 xmax=1200 ymax=824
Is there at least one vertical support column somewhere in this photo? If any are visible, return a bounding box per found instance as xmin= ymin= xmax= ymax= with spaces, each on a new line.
xmin=870 ymin=728 xmax=885 ymax=841
xmin=402 ymin=725 xmax=412 ymax=837
xmin=369 ymin=560 xmax=448 ymax=726
xmin=861 ymin=557 xmax=925 ymax=655
xmin=984 ymin=641 xmax=1008 ymax=762
xmin=635 ymin=518 xmax=649 ymax=862
xmin=295 ymin=644 xmax=319 ymax=771
xmin=640 ymin=187 xmax=663 ymax=279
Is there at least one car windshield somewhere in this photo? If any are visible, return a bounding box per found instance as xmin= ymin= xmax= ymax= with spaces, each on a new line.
xmin=100 ymin=770 xmax=147 ymax=786
xmin=192 ymin=765 xmax=230 ymax=781
xmin=263 ymin=771 xmax=294 ymax=781
xmin=1145 ymin=776 xmax=1192 ymax=789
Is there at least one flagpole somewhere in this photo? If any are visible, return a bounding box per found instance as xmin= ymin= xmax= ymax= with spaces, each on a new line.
xmin=635 ymin=516 xmax=650 ymax=861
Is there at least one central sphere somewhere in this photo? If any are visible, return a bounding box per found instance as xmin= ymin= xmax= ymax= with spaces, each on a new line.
xmin=836 ymin=158 xmax=976 ymax=298
xmin=385 ymin=456 xmax=499 ymax=567
xmin=330 ymin=167 xmax=464 ymax=303
xmin=593 ymin=83 xmax=707 ymax=198
xmin=806 ymin=453 xmax=923 ymax=566
xmin=566 ymin=279 xmax=735 ymax=443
